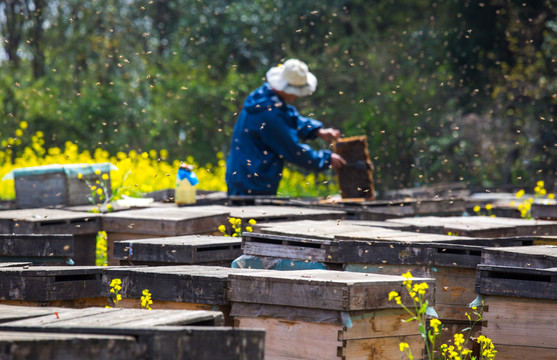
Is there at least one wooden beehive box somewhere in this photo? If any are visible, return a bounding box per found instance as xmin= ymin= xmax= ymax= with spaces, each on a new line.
xmin=336 ymin=234 xmax=550 ymax=319
xmin=386 ymin=215 xmax=557 ymax=237
xmin=0 ymin=234 xmax=74 ymax=266
xmin=101 ymin=206 xmax=230 ymax=265
xmin=114 ymin=235 xmax=242 ymax=266
xmin=0 ymin=330 xmax=140 ymax=359
xmin=229 ymin=269 xmax=435 ymax=360
xmin=8 ymin=163 xmax=114 ymax=208
xmin=333 ymin=136 xmax=375 ymax=200
xmin=476 ymin=254 xmax=557 ymax=360
xmin=0 ymin=305 xmax=265 ymax=360
xmin=0 ymin=265 xmax=105 ymax=307
xmin=0 ymin=208 xmax=101 ymax=265
xmin=102 ymin=265 xmax=253 ymax=325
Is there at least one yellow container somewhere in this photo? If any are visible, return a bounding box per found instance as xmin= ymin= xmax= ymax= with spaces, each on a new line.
xmin=175 ymin=179 xmax=196 ymax=205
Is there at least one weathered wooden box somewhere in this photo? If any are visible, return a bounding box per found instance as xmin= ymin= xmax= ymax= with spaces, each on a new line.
xmin=0 ymin=234 xmax=74 ymax=265
xmin=0 ymin=265 xmax=105 ymax=307
xmin=0 ymin=305 xmax=265 ymax=360
xmin=476 ymin=250 xmax=557 ymax=360
xmin=101 ymin=206 xmax=231 ymax=265
xmin=0 ymin=208 xmax=101 ymax=265
xmin=102 ymin=265 xmax=252 ymax=325
xmin=0 ymin=330 xmax=140 ymax=359
xmin=229 ymin=269 xmax=435 ymax=360
xmin=7 ymin=163 xmax=115 ymax=209
xmin=114 ymin=235 xmax=242 ymax=266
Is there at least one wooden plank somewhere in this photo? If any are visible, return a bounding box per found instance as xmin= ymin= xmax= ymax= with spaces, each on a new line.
xmin=0 ymin=208 xmax=101 ymax=235
xmin=342 ymin=309 xmax=418 ymax=340
xmin=336 ymin=241 xmax=435 ymax=265
xmin=481 ymin=244 xmax=557 ymax=268
xmin=103 ymin=265 xmax=249 ymax=306
xmin=341 ymin=335 xmax=424 ymax=360
xmin=0 ymin=330 xmax=140 ymax=360
xmin=482 ymin=296 xmax=557 ymax=348
xmin=242 ymin=232 xmax=336 ymax=262
xmin=0 ymin=234 xmax=73 ymax=257
xmin=102 ymin=206 xmax=230 ymax=236
xmin=333 ymin=135 xmax=375 ymax=200
xmin=259 ymin=219 xmax=400 ymax=240
xmin=0 ymin=265 xmax=103 ymax=302
xmin=228 ymin=269 xmax=435 ymax=311
xmin=532 ymin=204 xmax=557 ymax=220
xmin=2 ymin=307 xmax=224 ymax=328
xmin=0 ymin=317 xmax=265 ymax=360
xmin=0 ymin=304 xmax=65 ymax=323
xmin=386 ymin=216 xmax=557 ymax=237
xmin=433 ymin=266 xmax=478 ymax=307
xmin=236 ymin=316 xmax=342 ymax=360
xmin=489 ymin=344 xmax=557 ymax=360
xmin=222 ymin=204 xmax=347 ymax=223
xmin=476 ymin=265 xmax=557 ymax=300
xmin=114 ymin=235 xmax=242 ymax=265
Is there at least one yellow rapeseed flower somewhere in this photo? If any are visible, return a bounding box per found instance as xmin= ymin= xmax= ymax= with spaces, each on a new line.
xmin=399 ymin=342 xmax=409 ymax=352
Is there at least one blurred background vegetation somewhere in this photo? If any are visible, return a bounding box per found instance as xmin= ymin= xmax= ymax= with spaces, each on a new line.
xmin=1 ymin=0 xmax=555 ymax=195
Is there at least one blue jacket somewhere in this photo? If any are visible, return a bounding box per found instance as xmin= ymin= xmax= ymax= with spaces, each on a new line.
xmin=225 ymin=83 xmax=332 ymax=195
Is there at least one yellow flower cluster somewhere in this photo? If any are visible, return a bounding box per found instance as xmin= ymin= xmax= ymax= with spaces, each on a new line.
xmin=513 ymin=181 xmax=555 ymax=219
xmin=106 ymin=278 xmax=123 ymax=308
xmin=477 ymin=335 xmax=497 ymax=359
xmin=95 ymin=231 xmax=108 ymax=266
xmin=218 ymin=218 xmax=256 ymax=237
xmin=390 ymin=271 xmax=495 ymax=360
xmin=140 ymin=289 xmax=153 ymax=310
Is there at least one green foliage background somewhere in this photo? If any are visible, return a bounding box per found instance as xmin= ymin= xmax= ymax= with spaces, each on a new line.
xmin=1 ymin=0 xmax=555 ymax=194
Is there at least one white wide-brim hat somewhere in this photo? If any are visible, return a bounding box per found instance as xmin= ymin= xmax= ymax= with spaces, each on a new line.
xmin=266 ymin=59 xmax=317 ymax=97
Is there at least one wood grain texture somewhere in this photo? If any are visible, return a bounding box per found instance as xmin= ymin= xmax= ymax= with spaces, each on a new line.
xmin=228 ymin=269 xmax=435 ymax=311
xmin=482 ymin=296 xmax=557 ymax=348
xmin=0 ymin=265 xmax=103 ymax=301
xmin=113 ymin=235 xmax=242 ymax=265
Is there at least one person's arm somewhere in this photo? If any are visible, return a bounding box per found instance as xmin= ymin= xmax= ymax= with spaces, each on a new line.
xmin=317 ymin=128 xmax=341 ymax=143
xmin=260 ymin=111 xmax=333 ymax=171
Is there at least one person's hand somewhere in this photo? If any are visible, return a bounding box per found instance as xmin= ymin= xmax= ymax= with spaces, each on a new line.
xmin=317 ymin=128 xmax=341 ymax=144
xmin=330 ymin=153 xmax=346 ymax=169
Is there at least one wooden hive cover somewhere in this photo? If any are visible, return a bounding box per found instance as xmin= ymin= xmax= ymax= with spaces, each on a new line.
xmin=0 ymin=306 xmax=266 ymax=360
xmin=333 ymin=135 xmax=375 ymax=200
xmin=0 ymin=307 xmax=224 ymax=328
xmin=114 ymin=235 xmax=242 ymax=265
xmin=259 ymin=219 xmax=396 ymax=240
xmin=0 ymin=265 xmax=103 ymax=301
xmin=101 ymin=206 xmax=230 ymax=236
xmin=228 ymin=269 xmax=434 ymax=311
xmin=481 ymin=244 xmax=557 ymax=269
xmin=205 ymin=204 xmax=347 ymax=223
xmin=387 ymin=215 xmax=557 ymax=237
xmin=0 ymin=209 xmax=101 ymax=235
